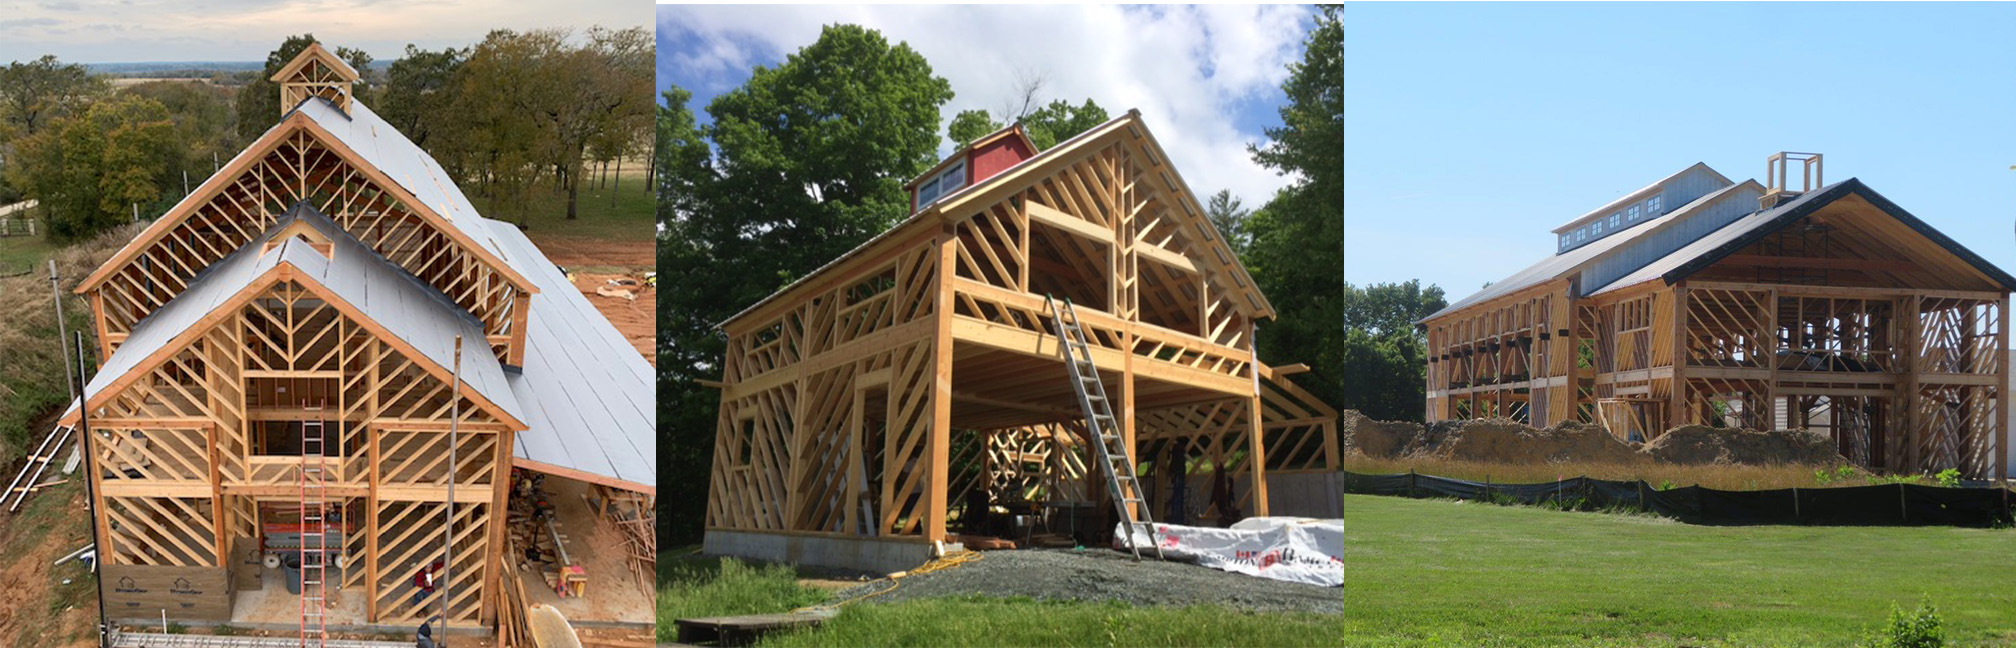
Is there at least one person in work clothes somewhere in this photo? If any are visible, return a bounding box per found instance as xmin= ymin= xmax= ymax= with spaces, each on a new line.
xmin=411 ymin=560 xmax=444 ymax=607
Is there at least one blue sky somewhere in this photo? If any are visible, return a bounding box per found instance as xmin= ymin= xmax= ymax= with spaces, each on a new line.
xmin=658 ymin=4 xmax=1314 ymax=210
xmin=1346 ymin=2 xmax=2016 ymax=299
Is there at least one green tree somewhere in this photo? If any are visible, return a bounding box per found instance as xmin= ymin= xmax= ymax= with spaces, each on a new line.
xmin=1205 ymin=189 xmax=1252 ymax=258
xmin=0 ymin=55 xmax=107 ymax=202
xmin=234 ymin=35 xmax=374 ymax=138
xmin=9 ymin=94 xmax=180 ymax=241
xmin=947 ymin=108 xmax=1002 ymax=148
xmin=0 ymin=55 xmax=105 ymax=136
xmin=1338 ymin=281 xmax=1446 ymax=421
xmin=378 ymin=45 xmax=467 ymax=150
xmin=949 ymin=98 xmax=1110 ymax=151
xmin=657 ymin=24 xmax=953 ymax=544
xmin=1019 ymin=98 xmax=1109 ymax=150
xmin=119 ymin=80 xmax=242 ymax=183
xmin=1243 ymin=6 xmax=1347 ymax=411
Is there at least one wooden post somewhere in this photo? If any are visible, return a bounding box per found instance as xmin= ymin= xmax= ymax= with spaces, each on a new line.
xmin=1900 ymin=294 xmax=1922 ymax=472
xmin=1670 ymin=286 xmax=1690 ymax=430
xmin=366 ymin=423 xmax=381 ymax=622
xmin=1247 ymin=320 xmax=1270 ymax=517
xmin=481 ymin=427 xmax=512 ymax=625
xmin=924 ymin=232 xmax=957 ymax=542
xmin=1997 ymin=296 xmax=2010 ymax=481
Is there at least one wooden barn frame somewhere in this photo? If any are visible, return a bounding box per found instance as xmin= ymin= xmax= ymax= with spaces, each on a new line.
xmin=57 ymin=45 xmax=657 ymax=638
xmin=705 ymin=115 xmax=1338 ymax=569
xmin=1421 ymin=156 xmax=2013 ymax=479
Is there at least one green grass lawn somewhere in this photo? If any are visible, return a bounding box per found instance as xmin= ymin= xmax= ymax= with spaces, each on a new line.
xmin=657 ymin=549 xmax=1351 ymax=647
xmin=466 ymin=165 xmax=655 ymax=244
xmin=1341 ymin=494 xmax=2016 ymax=647
xmin=0 ymin=234 xmax=58 ymax=277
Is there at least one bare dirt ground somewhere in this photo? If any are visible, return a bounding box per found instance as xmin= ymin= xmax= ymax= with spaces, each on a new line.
xmin=0 ymin=479 xmax=100 ymax=648
xmin=527 ymin=236 xmax=655 ymax=365
xmin=519 ymin=477 xmax=655 ymax=624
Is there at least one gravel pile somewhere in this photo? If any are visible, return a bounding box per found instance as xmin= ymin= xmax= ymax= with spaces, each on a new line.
xmin=831 ymin=548 xmax=1341 ymax=613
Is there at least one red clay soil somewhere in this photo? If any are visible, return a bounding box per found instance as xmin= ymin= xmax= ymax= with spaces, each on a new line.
xmin=0 ymin=482 xmax=97 ymax=648
xmin=527 ymin=236 xmax=655 ymax=365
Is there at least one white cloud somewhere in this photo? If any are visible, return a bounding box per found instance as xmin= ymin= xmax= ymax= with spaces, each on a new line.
xmin=658 ymin=4 xmax=1310 ymax=211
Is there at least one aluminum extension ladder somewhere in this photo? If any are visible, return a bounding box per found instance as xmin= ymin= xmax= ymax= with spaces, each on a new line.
xmin=298 ymin=405 xmax=331 ymax=647
xmin=1045 ymin=296 xmax=1165 ymax=561
xmin=3 ymin=421 xmax=75 ymax=511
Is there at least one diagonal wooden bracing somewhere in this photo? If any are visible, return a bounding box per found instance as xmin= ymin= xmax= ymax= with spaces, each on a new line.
xmin=80 ymin=275 xmax=516 ymax=625
xmin=1423 ymin=204 xmax=2008 ymax=479
xmin=84 ymin=126 xmax=529 ymax=364
xmin=710 ymin=118 xmax=1333 ymax=549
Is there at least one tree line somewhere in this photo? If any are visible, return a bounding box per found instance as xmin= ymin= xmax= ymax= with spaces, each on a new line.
xmin=0 ymin=26 xmax=652 ymax=244
xmin=655 ymin=7 xmax=1438 ymax=543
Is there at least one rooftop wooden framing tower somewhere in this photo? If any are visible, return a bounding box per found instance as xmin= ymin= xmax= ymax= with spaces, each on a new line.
xmin=61 ymin=44 xmax=658 ymax=633
xmin=1421 ymin=156 xmax=2012 ymax=479
xmin=706 ymin=115 xmax=1337 ymax=561
xmin=273 ymin=43 xmax=359 ymax=115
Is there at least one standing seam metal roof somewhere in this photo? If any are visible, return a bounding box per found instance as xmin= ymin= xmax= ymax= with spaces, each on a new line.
xmin=1422 ymin=180 xmax=1757 ymax=321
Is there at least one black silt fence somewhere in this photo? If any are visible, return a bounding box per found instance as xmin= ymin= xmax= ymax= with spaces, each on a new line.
xmin=1343 ymin=471 xmax=2015 ymax=528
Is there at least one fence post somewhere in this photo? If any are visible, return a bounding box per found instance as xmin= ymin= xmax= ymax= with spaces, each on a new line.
xmin=1791 ymin=486 xmax=1799 ymax=521
xmin=1899 ymin=482 xmax=1908 ymax=522
xmin=1407 ymin=469 xmax=1416 ymax=498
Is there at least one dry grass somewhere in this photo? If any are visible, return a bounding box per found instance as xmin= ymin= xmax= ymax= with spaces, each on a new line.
xmin=1339 ymin=455 xmax=1917 ymax=491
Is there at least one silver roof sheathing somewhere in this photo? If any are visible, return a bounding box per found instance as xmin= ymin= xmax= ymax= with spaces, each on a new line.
xmin=488 ymin=222 xmax=658 ymax=491
xmin=1424 ymin=181 xmax=1755 ymax=320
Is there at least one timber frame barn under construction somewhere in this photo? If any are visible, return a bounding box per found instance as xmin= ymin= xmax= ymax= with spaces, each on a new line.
xmin=704 ymin=114 xmax=1340 ymax=573
xmin=1419 ymin=153 xmax=2013 ymax=480
xmin=55 ymin=44 xmax=656 ymax=636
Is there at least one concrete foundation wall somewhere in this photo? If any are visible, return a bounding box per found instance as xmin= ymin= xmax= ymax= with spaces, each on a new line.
xmin=704 ymin=530 xmax=954 ymax=575
xmin=1259 ymin=472 xmax=1344 ymax=518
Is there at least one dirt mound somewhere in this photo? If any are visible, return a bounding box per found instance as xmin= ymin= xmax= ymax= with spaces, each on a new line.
xmin=1429 ymin=418 xmax=1645 ymax=464
xmin=1340 ymin=410 xmax=1426 ymax=458
xmin=1642 ymin=426 xmax=1837 ymax=466
xmin=1344 ymin=410 xmax=1842 ymax=468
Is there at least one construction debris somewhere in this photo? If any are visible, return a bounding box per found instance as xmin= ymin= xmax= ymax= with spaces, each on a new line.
xmin=587 ymin=485 xmax=656 ymax=594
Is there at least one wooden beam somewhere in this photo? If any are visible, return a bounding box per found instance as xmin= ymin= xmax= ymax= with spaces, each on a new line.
xmin=1025 ymin=201 xmax=1115 ymax=244
xmin=925 ymin=233 xmax=957 ymax=542
xmin=1720 ymin=254 xmax=1919 ymax=273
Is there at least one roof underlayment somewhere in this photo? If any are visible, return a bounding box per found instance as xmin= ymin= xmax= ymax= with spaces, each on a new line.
xmin=488 ymin=220 xmax=658 ymax=493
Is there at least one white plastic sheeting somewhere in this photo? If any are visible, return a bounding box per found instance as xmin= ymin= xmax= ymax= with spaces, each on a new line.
xmin=1114 ymin=517 xmax=1342 ymax=587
